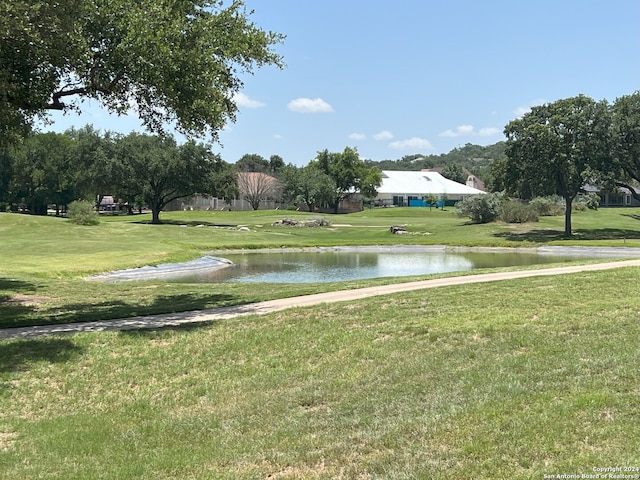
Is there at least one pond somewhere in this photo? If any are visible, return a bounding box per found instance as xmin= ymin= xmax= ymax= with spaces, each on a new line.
xmin=165 ymin=246 xmax=633 ymax=284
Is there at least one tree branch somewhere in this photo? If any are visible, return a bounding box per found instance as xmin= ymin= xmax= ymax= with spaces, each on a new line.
xmin=615 ymin=181 xmax=640 ymax=202
xmin=46 ymin=87 xmax=91 ymax=110
xmin=46 ymin=71 xmax=125 ymax=110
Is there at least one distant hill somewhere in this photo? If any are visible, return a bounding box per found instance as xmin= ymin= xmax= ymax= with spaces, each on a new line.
xmin=365 ymin=142 xmax=506 ymax=183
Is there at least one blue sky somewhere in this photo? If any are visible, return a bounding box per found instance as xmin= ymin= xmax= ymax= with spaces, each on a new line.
xmin=47 ymin=0 xmax=640 ymax=166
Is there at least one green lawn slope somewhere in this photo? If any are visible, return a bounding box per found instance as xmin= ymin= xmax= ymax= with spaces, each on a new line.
xmin=1 ymin=207 xmax=639 ymax=478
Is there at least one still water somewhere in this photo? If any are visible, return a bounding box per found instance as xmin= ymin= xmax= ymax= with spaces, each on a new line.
xmin=172 ymin=248 xmax=595 ymax=284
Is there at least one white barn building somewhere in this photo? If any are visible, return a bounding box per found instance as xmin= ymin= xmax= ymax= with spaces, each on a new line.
xmin=375 ymin=170 xmax=486 ymax=207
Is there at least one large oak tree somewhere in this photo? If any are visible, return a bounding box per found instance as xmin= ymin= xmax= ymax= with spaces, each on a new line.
xmin=113 ymin=133 xmax=233 ymax=223
xmin=504 ymin=95 xmax=610 ymax=236
xmin=610 ymin=91 xmax=640 ymax=201
xmin=0 ymin=0 xmax=284 ymax=143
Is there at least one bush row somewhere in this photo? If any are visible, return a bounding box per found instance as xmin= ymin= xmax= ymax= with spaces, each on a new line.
xmin=455 ymin=193 xmax=600 ymax=224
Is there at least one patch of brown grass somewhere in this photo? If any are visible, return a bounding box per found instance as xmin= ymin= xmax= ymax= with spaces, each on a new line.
xmin=0 ymin=431 xmax=17 ymax=451
xmin=3 ymin=294 xmax=56 ymax=308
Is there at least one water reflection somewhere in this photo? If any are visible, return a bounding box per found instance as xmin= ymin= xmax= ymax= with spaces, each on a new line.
xmin=173 ymin=250 xmax=585 ymax=284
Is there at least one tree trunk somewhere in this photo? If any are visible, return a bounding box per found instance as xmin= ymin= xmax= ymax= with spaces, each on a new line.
xmin=151 ymin=206 xmax=161 ymax=224
xmin=564 ymin=196 xmax=573 ymax=237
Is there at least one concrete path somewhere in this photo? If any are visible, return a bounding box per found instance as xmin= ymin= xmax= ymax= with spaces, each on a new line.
xmin=2 ymin=259 xmax=640 ymax=340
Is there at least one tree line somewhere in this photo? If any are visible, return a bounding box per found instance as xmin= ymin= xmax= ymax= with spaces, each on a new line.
xmin=2 ymin=88 xmax=637 ymax=232
xmin=2 ymin=2 xmax=638 ymax=238
xmin=0 ymin=127 xmax=236 ymax=223
xmin=233 ymin=148 xmax=383 ymax=214
xmin=0 ymin=128 xmax=382 ymax=223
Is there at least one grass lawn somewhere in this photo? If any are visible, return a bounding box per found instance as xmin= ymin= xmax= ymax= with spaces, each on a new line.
xmin=1 ymin=207 xmax=639 ymax=329
xmin=1 ymin=267 xmax=639 ymax=478
xmin=1 ymin=207 xmax=640 ymax=478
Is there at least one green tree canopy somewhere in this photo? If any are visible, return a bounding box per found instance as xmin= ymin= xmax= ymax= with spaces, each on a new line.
xmin=609 ymin=91 xmax=640 ymax=201
xmin=113 ymin=133 xmax=231 ymax=223
xmin=5 ymin=132 xmax=78 ymax=214
xmin=269 ymin=155 xmax=285 ymax=174
xmin=235 ymin=153 xmax=270 ymax=173
xmin=0 ymin=0 xmax=284 ymax=143
xmin=485 ymin=156 xmax=508 ymax=193
xmin=65 ymin=125 xmax=117 ymax=207
xmin=441 ymin=164 xmax=467 ymax=184
xmin=296 ymin=164 xmax=336 ymax=212
xmin=314 ymin=146 xmax=381 ymax=213
xmin=504 ymin=95 xmax=611 ymax=236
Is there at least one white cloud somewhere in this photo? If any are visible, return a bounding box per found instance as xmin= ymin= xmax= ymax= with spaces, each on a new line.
xmin=373 ymin=130 xmax=394 ymax=141
xmin=287 ymin=97 xmax=334 ymax=113
xmin=273 ymin=134 xmax=283 ymax=140
xmin=348 ymin=130 xmax=393 ymax=142
xmin=349 ymin=132 xmax=367 ymax=141
xmin=388 ymin=137 xmax=434 ymax=150
xmin=439 ymin=124 xmax=501 ymax=138
xmin=478 ymin=127 xmax=501 ymax=136
xmin=233 ymin=92 xmax=265 ymax=108
xmin=440 ymin=125 xmax=474 ymax=137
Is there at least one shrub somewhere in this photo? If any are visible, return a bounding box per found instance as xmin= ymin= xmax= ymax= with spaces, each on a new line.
xmin=455 ymin=193 xmax=502 ymax=223
xmin=67 ymin=200 xmax=100 ymax=225
xmin=529 ymin=196 xmax=565 ymax=216
xmin=499 ymin=200 xmax=539 ymax=223
xmin=576 ymin=192 xmax=600 ymax=211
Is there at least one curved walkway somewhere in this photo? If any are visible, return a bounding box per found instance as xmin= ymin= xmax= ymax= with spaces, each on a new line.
xmin=2 ymin=259 xmax=640 ymax=340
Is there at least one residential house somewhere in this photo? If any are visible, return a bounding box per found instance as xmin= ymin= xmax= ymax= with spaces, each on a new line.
xmin=582 ymin=185 xmax=640 ymax=207
xmin=466 ymin=174 xmax=486 ymax=191
xmin=375 ymin=170 xmax=486 ymax=207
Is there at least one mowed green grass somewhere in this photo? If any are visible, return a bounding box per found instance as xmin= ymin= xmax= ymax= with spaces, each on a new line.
xmin=4 ymin=207 xmax=640 ymax=277
xmin=1 ymin=207 xmax=639 ymax=329
xmin=1 ymin=267 xmax=639 ymax=478
xmin=1 ymin=207 xmax=640 ymax=478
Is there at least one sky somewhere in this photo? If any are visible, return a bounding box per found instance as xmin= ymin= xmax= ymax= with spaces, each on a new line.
xmin=46 ymin=0 xmax=640 ymax=166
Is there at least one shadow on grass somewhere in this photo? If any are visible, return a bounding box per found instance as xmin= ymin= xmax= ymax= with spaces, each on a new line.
xmin=0 ymin=293 xmax=239 ymax=330
xmin=622 ymin=213 xmax=640 ymax=222
xmin=494 ymin=228 xmax=640 ymax=243
xmin=133 ymin=219 xmax=237 ymax=227
xmin=0 ymin=338 xmax=83 ymax=373
xmin=117 ymin=320 xmax=219 ymax=338
xmin=0 ymin=279 xmax=37 ymax=292
xmin=0 ymin=278 xmax=39 ymax=329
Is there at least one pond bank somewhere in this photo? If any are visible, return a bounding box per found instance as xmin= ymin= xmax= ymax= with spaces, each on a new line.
xmin=87 ymin=245 xmax=640 ymax=282
xmin=7 ymin=257 xmax=640 ymax=339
